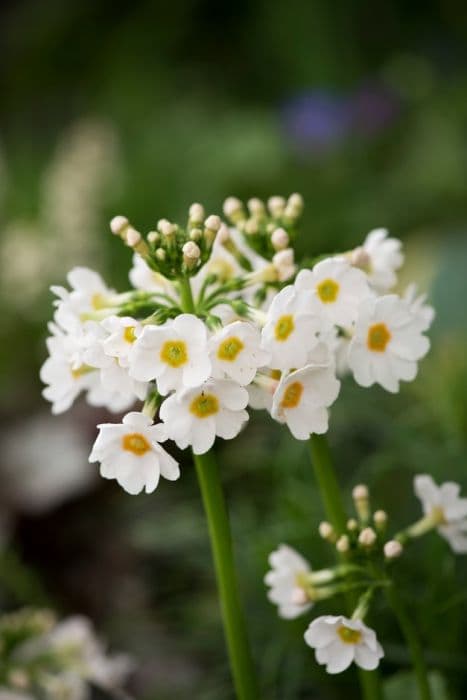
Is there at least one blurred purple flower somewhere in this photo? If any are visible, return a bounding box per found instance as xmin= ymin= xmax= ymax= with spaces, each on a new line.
xmin=281 ymin=91 xmax=352 ymax=156
xmin=281 ymin=84 xmax=402 ymax=157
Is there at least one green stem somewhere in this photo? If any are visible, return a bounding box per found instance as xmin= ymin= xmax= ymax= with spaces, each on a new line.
xmin=308 ymin=434 xmax=382 ymax=700
xmin=385 ymin=587 xmax=432 ymax=700
xmin=178 ymin=275 xmax=196 ymax=313
xmin=194 ymin=451 xmax=259 ymax=700
xmin=309 ymin=434 xmax=347 ymax=534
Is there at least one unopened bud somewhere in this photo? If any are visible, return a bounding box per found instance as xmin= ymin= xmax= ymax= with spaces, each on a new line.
xmin=273 ymin=248 xmax=296 ymax=282
xmin=147 ymin=231 xmax=160 ymax=245
xmin=373 ymin=510 xmax=387 ymax=528
xmin=358 ymin=527 xmax=377 ymax=547
xmin=216 ymin=223 xmax=230 ymax=244
xmin=271 ymin=227 xmax=289 ymax=250
xmin=287 ymin=192 xmax=304 ymax=211
xmin=190 ymin=227 xmax=203 ymax=242
xmin=205 ymin=215 xmax=221 ymax=233
xmin=158 ymin=219 xmax=176 ymax=237
xmin=182 ymin=241 xmax=201 ymax=260
xmin=126 ymin=227 xmax=141 ymax=247
xmin=349 ymin=246 xmax=371 ymax=272
xmin=110 ymin=215 xmax=129 ymax=235
xmin=346 ymin=518 xmax=358 ymax=532
xmin=223 ymin=197 xmax=244 ymax=220
xmin=319 ymin=521 xmax=335 ymax=541
xmin=352 ymin=484 xmax=369 ymax=501
xmin=268 ymin=196 xmax=286 ymax=217
xmin=244 ymin=218 xmax=259 ymax=235
xmin=155 ymin=248 xmax=166 ymax=261
xmin=247 ymin=197 xmax=265 ymax=216
xmin=384 ymin=540 xmax=403 ymax=559
xmin=336 ymin=535 xmax=350 ymax=553
xmin=189 ymin=202 xmax=205 ymax=224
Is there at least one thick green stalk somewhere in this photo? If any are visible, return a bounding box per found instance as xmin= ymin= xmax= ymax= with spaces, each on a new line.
xmin=194 ymin=451 xmax=259 ymax=700
xmin=178 ymin=276 xmax=258 ymax=698
xmin=385 ymin=587 xmax=432 ymax=700
xmin=309 ymin=434 xmax=382 ymax=700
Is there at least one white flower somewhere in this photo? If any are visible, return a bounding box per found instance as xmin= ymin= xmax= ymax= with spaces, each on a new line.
xmin=208 ymin=321 xmax=269 ymax=385
xmin=359 ymin=228 xmax=404 ymax=292
xmin=51 ymin=266 xmax=115 ymax=326
xmin=348 ymin=294 xmax=430 ymax=393
xmin=271 ymin=364 xmax=340 ymax=439
xmin=403 ymin=283 xmax=435 ymax=332
xmin=295 ymin=257 xmax=371 ymax=327
xmin=89 ymin=411 xmax=179 ymax=495
xmin=261 ymin=285 xmax=322 ymax=371
xmin=129 ymin=314 xmax=211 ymax=394
xmin=160 ymin=379 xmax=249 ymax=455
xmin=100 ymin=314 xmax=142 ymax=363
xmin=264 ymin=544 xmax=313 ymax=619
xmin=272 ymin=248 xmax=296 ymax=282
xmin=304 ymin=615 xmax=384 ymax=674
xmin=414 ymin=474 xmax=467 ymax=553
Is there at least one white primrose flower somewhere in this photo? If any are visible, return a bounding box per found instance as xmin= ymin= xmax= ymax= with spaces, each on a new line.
xmin=89 ymin=411 xmax=179 ymax=495
xmin=261 ymin=285 xmax=322 ymax=371
xmin=51 ymin=266 xmax=116 ymax=325
xmin=264 ymin=544 xmax=313 ymax=619
xmin=271 ymin=363 xmax=341 ymax=439
xmin=208 ymin=321 xmax=270 ymax=385
xmin=403 ymin=283 xmax=435 ymax=332
xmin=247 ymin=370 xmax=281 ymax=412
xmin=348 ymin=294 xmax=430 ymax=393
xmin=295 ymin=257 xmax=371 ymax=327
xmin=414 ymin=474 xmax=467 ymax=553
xmin=129 ymin=314 xmax=211 ymax=395
xmin=100 ymin=315 xmax=143 ymax=363
xmin=304 ymin=615 xmax=384 ymax=674
xmin=160 ymin=379 xmax=249 ymax=455
xmin=359 ymin=228 xmax=404 ymax=292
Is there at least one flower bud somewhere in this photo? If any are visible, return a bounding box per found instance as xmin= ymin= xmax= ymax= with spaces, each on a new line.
xmin=353 ymin=484 xmax=370 ymax=522
xmin=216 ymin=223 xmax=230 ymax=244
xmin=155 ymin=248 xmax=166 ymax=261
xmin=147 ymin=231 xmax=160 ymax=245
xmin=223 ymin=197 xmax=244 ymax=221
xmin=126 ymin=227 xmax=141 ymax=247
xmin=182 ymin=240 xmax=201 ymax=263
xmin=287 ymin=192 xmax=304 ymax=211
xmin=205 ymin=215 xmax=221 ymax=233
xmin=247 ymin=197 xmax=265 ymax=216
xmin=319 ymin=521 xmax=335 ymax=542
xmin=352 ymin=484 xmax=369 ymax=501
xmin=190 ymin=227 xmax=203 ymax=242
xmin=244 ymin=218 xmax=259 ymax=235
xmin=110 ymin=215 xmax=129 ymax=235
xmin=384 ymin=540 xmax=403 ymax=559
xmin=346 ymin=518 xmax=358 ymax=532
xmin=336 ymin=535 xmax=350 ymax=553
xmin=273 ymin=248 xmax=296 ymax=282
xmin=271 ymin=227 xmax=289 ymax=251
xmin=189 ymin=202 xmax=205 ymax=224
xmin=373 ymin=510 xmax=387 ymax=528
xmin=268 ymin=196 xmax=286 ymax=217
xmin=358 ymin=527 xmax=377 ymax=547
xmin=349 ymin=246 xmax=371 ymax=272
xmin=158 ymin=219 xmax=176 ymax=237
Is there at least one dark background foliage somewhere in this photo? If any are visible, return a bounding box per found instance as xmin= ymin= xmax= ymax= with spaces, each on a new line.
xmin=1 ymin=1 xmax=467 ymax=697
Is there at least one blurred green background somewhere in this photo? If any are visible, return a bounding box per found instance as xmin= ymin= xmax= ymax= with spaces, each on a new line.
xmin=1 ymin=1 xmax=467 ymax=698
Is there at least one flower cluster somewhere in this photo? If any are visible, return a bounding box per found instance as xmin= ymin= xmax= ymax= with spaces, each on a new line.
xmin=41 ymin=195 xmax=434 ymax=495
xmin=265 ymin=476 xmax=467 ymax=674
xmin=0 ymin=608 xmax=132 ymax=698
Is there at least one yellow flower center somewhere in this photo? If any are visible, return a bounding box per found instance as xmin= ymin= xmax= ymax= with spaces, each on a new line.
xmin=280 ymin=381 xmax=304 ymax=409
xmin=91 ymin=293 xmax=107 ymax=310
xmin=189 ymin=392 xmax=220 ymax=418
xmin=122 ymin=432 xmax=151 ymax=456
xmin=275 ymin=314 xmax=295 ymax=342
xmin=160 ymin=340 xmax=188 ymax=367
xmin=217 ymin=336 xmax=244 ymax=362
xmin=367 ymin=323 xmax=391 ymax=352
xmin=338 ymin=625 xmax=362 ymax=645
xmin=317 ymin=278 xmax=340 ymax=303
xmin=124 ymin=326 xmax=137 ymax=343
